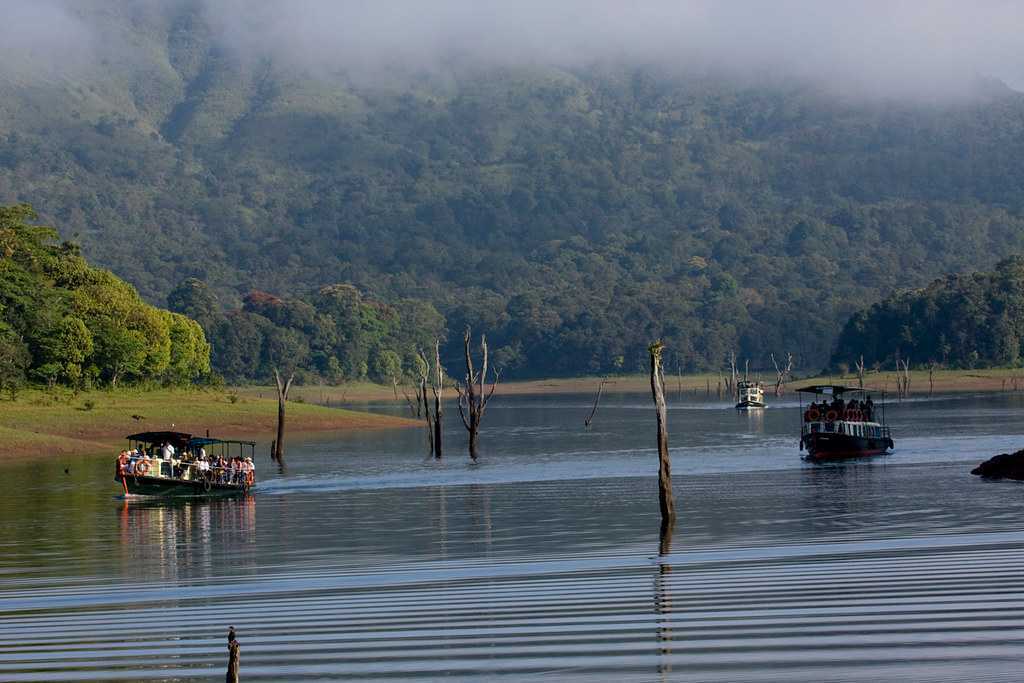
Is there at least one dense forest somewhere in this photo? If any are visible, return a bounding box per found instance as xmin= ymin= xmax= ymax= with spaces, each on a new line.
xmin=0 ymin=204 xmax=209 ymax=395
xmin=4 ymin=4 xmax=1024 ymax=376
xmin=831 ymin=257 xmax=1024 ymax=371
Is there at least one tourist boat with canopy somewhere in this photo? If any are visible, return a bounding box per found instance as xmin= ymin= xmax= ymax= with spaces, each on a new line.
xmin=114 ymin=431 xmax=257 ymax=497
xmin=797 ymin=385 xmax=894 ymax=460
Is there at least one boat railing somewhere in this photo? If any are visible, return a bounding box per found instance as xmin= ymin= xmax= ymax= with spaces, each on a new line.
xmin=119 ymin=456 xmax=251 ymax=485
xmin=802 ymin=421 xmax=890 ymax=439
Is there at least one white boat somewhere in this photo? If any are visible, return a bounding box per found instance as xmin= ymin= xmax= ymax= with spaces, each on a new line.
xmin=735 ymin=380 xmax=765 ymax=410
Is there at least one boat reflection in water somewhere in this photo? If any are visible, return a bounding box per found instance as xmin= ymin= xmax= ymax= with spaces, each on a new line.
xmin=117 ymin=495 xmax=256 ymax=580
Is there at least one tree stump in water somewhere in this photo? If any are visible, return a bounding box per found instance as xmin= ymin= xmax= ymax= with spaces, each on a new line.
xmin=226 ymin=627 xmax=240 ymax=682
xmin=649 ymin=341 xmax=675 ymax=523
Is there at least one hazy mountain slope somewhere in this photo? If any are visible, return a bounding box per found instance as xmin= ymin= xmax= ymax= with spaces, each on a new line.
xmin=2 ymin=3 xmax=1024 ymax=375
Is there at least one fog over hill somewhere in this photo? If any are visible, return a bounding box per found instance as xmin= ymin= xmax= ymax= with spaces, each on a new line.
xmin=2 ymin=1 xmax=1024 ymax=377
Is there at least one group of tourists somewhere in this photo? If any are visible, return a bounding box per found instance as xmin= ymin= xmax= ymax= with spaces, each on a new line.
xmin=115 ymin=444 xmax=256 ymax=487
xmin=804 ymin=395 xmax=875 ymax=423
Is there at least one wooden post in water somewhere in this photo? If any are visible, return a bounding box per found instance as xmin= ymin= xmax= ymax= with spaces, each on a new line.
xmin=273 ymin=369 xmax=294 ymax=461
xmin=649 ymin=341 xmax=675 ymax=523
xmin=226 ymin=627 xmax=240 ymax=683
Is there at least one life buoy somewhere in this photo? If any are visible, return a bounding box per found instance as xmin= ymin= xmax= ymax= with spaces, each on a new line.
xmin=825 ymin=410 xmax=838 ymax=422
xmin=135 ymin=460 xmax=149 ymax=476
xmin=808 ymin=409 xmax=820 ymax=421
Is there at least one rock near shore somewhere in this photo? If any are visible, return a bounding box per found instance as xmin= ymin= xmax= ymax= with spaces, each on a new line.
xmin=971 ymin=449 xmax=1024 ymax=480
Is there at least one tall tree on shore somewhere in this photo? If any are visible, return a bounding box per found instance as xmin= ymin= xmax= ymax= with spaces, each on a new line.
xmin=650 ymin=341 xmax=675 ymax=523
xmin=455 ymin=328 xmax=499 ymax=460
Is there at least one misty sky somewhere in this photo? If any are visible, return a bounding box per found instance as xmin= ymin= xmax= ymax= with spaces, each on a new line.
xmin=5 ymin=1 xmax=1024 ymax=96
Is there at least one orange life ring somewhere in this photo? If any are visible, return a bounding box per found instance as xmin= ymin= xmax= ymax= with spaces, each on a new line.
xmin=825 ymin=410 xmax=838 ymax=422
xmin=808 ymin=409 xmax=820 ymax=421
xmin=135 ymin=460 xmax=149 ymax=476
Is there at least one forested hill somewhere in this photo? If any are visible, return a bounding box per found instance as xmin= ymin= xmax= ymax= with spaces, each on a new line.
xmin=831 ymin=257 xmax=1024 ymax=371
xmin=4 ymin=5 xmax=1024 ymax=376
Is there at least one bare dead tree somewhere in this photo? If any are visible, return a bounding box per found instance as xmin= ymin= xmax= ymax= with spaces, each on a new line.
xmin=894 ymin=358 xmax=911 ymax=400
xmin=400 ymin=381 xmax=420 ymax=418
xmin=416 ymin=350 xmax=435 ymax=456
xmin=855 ymin=355 xmax=866 ymax=389
xmin=431 ymin=340 xmax=445 ymax=459
xmin=584 ymin=377 xmax=611 ymax=428
xmin=727 ymin=351 xmax=737 ymax=398
xmin=771 ymin=352 xmax=794 ymax=397
xmin=273 ymin=369 xmax=294 ymax=461
xmin=649 ymin=341 xmax=675 ymax=523
xmin=455 ymin=329 xmax=500 ymax=460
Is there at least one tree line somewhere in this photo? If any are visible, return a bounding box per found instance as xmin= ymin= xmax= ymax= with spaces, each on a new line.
xmin=0 ymin=204 xmax=209 ymax=396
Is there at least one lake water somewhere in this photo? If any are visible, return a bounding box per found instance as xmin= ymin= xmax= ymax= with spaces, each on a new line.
xmin=2 ymin=392 xmax=1024 ymax=681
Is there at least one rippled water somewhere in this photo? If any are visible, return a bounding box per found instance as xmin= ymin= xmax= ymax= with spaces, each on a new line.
xmin=2 ymin=392 xmax=1024 ymax=681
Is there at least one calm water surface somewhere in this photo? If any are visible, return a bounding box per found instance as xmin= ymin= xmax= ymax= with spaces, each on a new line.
xmin=2 ymin=392 xmax=1024 ymax=681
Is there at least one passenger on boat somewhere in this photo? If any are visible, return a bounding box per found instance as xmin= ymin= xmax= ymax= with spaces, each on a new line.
xmin=865 ymin=396 xmax=875 ymax=421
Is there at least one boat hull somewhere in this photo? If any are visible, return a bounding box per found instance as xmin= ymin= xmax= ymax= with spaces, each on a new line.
xmin=735 ymin=401 xmax=765 ymax=410
xmin=116 ymin=474 xmax=249 ymax=497
xmin=803 ymin=432 xmax=893 ymax=461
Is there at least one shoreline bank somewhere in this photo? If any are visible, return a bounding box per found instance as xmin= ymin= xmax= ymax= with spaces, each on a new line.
xmin=0 ymin=388 xmax=418 ymax=462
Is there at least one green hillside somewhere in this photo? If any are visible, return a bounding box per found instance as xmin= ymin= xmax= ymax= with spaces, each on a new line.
xmin=4 ymin=4 xmax=1024 ymax=376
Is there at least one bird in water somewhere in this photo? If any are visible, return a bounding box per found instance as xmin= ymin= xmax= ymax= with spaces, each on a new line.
xmin=63 ymin=466 xmax=70 ymax=475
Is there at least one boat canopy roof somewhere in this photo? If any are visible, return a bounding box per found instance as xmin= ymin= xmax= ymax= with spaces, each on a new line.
xmin=126 ymin=431 xmax=255 ymax=448
xmin=795 ymin=384 xmax=869 ymax=396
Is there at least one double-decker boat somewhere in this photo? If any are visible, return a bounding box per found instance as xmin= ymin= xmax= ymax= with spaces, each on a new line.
xmin=114 ymin=431 xmax=257 ymax=497
xmin=735 ymin=380 xmax=766 ymax=410
xmin=797 ymin=385 xmax=894 ymax=460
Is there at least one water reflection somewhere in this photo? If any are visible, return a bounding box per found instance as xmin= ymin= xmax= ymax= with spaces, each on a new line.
xmin=117 ymin=497 xmax=256 ymax=580
xmin=655 ymin=518 xmax=675 ymax=680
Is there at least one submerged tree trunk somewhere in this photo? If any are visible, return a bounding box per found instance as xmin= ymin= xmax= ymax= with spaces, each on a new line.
xmin=432 ymin=341 xmax=444 ymax=459
xmin=584 ymin=378 xmax=609 ymax=428
xmin=273 ymin=369 xmax=294 ymax=461
xmin=650 ymin=341 xmax=675 ymax=523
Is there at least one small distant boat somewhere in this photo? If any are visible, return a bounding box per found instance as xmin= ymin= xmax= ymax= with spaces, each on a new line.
xmin=114 ymin=431 xmax=256 ymax=497
xmin=797 ymin=385 xmax=894 ymax=461
xmin=735 ymin=380 xmax=766 ymax=410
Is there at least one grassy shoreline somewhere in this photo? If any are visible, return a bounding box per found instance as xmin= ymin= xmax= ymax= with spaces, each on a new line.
xmin=0 ymin=388 xmax=418 ymax=462
xmin=245 ymin=368 xmax=1024 ymax=405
